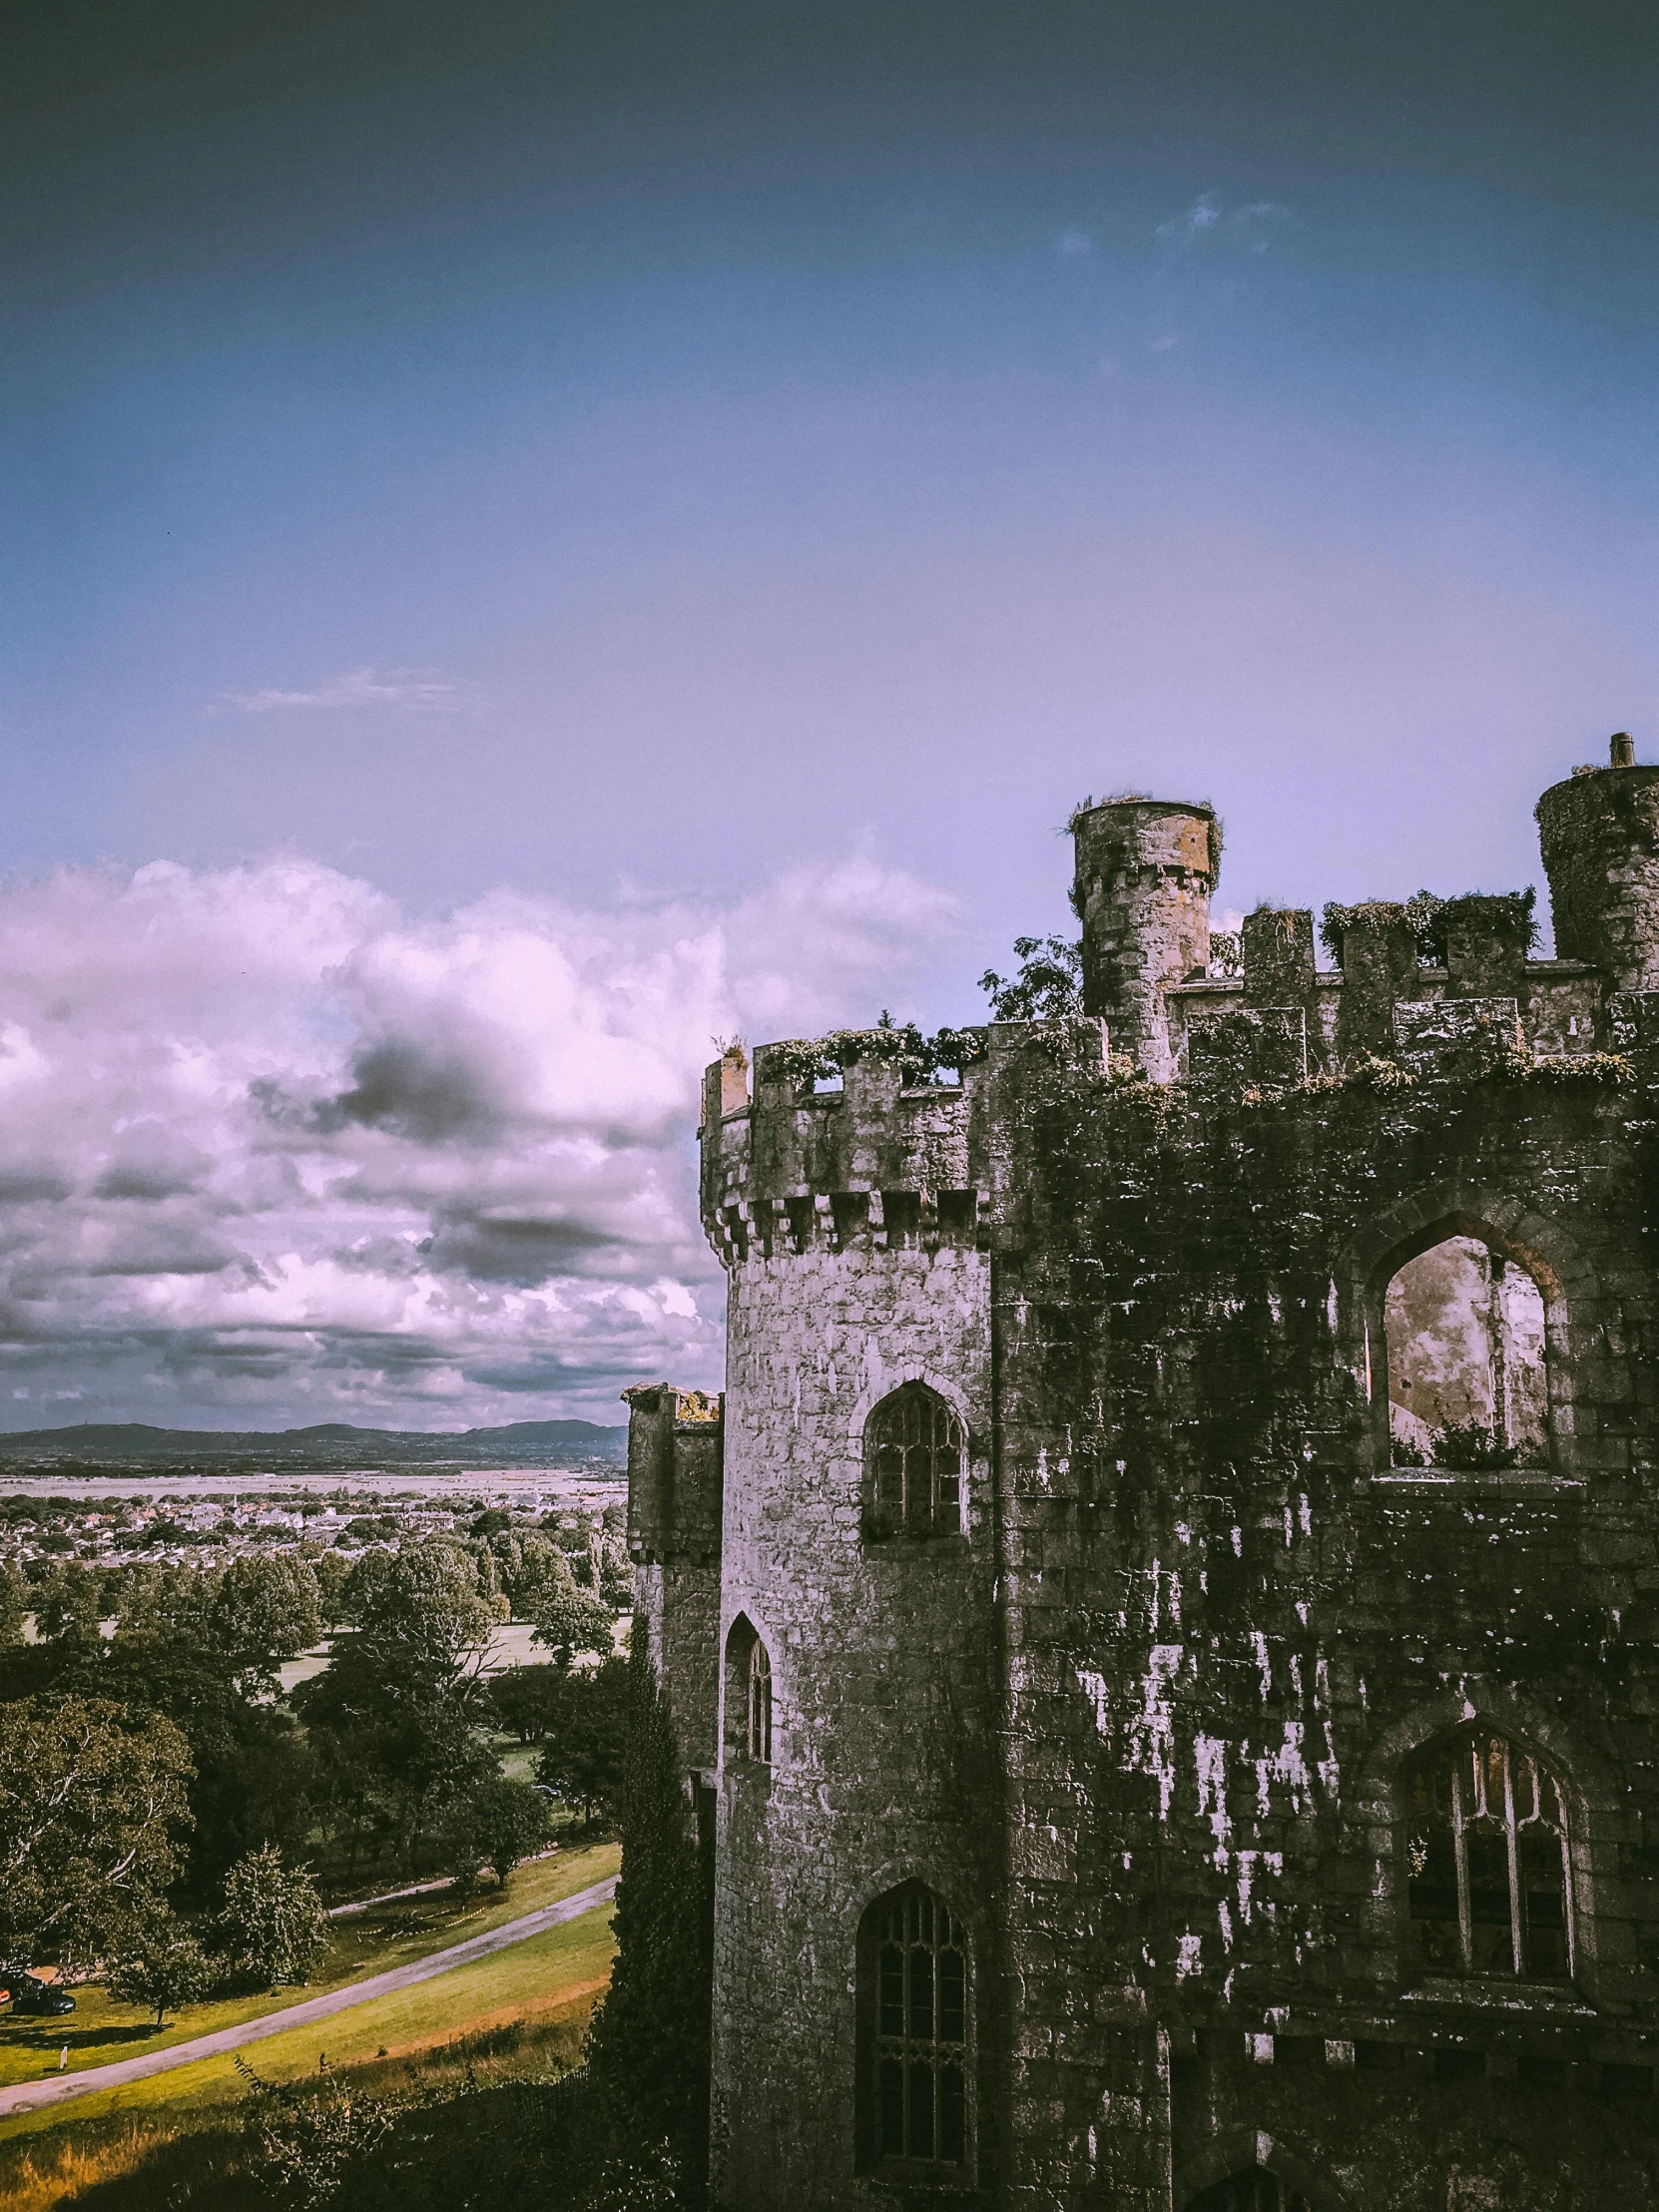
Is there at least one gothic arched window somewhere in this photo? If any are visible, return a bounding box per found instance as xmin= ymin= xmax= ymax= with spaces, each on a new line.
xmin=724 ymin=1615 xmax=772 ymax=1767
xmin=856 ymin=1883 xmax=970 ymax=2173
xmin=863 ymin=1384 xmax=964 ymax=1541
xmin=1405 ymin=1727 xmax=1573 ymax=1980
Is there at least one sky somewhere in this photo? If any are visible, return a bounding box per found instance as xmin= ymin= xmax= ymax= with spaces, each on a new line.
xmin=1 ymin=0 xmax=1656 ymax=1426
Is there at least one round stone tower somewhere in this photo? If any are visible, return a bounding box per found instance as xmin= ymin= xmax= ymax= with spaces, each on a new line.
xmin=1536 ymin=735 xmax=1659 ymax=990
xmin=694 ymin=1043 xmax=1002 ymax=2210
xmin=1071 ymin=797 xmax=1220 ymax=1078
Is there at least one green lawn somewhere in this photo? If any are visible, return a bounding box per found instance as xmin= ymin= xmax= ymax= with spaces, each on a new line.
xmin=494 ymin=1732 xmax=541 ymax=1783
xmin=276 ymin=1618 xmax=558 ymax=1695
xmin=0 ymin=1841 xmax=619 ymax=2094
xmin=0 ymin=1899 xmax=618 ymax=2144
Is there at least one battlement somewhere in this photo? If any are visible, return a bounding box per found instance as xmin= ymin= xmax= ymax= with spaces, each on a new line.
xmin=1168 ymin=954 xmax=1611 ymax=1095
xmin=699 ymin=1043 xmax=990 ymax=1265
xmin=699 ymin=738 xmax=1659 ymax=1262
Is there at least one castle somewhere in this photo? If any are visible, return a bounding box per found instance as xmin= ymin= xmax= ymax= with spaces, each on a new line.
xmin=624 ymin=738 xmax=1659 ymax=2211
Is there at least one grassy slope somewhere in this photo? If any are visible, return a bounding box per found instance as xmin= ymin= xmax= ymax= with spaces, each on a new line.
xmin=0 ymin=1901 xmax=617 ymax=2146
xmin=0 ymin=1842 xmax=619 ymax=2093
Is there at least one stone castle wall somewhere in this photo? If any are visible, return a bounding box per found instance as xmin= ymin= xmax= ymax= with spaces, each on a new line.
xmin=628 ymin=739 xmax=1659 ymax=2212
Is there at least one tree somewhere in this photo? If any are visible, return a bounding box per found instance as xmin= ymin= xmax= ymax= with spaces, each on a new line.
xmin=501 ymin=1530 xmax=568 ymax=1619
xmin=63 ymin=1630 xmax=316 ymax=1894
xmin=114 ymin=1562 xmax=220 ymax=1645
xmin=108 ymin=1924 xmax=215 ymax=2026
xmin=536 ymin=1656 xmax=629 ymax=1828
xmin=344 ymin=1539 xmax=496 ymax=1690
xmin=0 ymin=1557 xmax=26 ymax=1644
xmin=216 ymin=1844 xmax=328 ymax=1988
xmin=531 ymin=1585 xmax=616 ymax=1671
xmin=31 ymin=1562 xmax=106 ymax=1645
xmin=311 ymin=1548 xmax=352 ymax=1630
xmin=213 ymin=1555 xmax=323 ymax=1676
xmin=487 ymin=1664 xmax=564 ymax=1744
xmin=978 ymin=932 xmax=1084 ymax=1022
xmin=441 ymin=1776 xmax=550 ymax=1893
xmin=585 ymin=1636 xmax=710 ymax=2199
xmin=294 ymin=1540 xmax=498 ymax=1873
xmin=0 ymin=1696 xmax=194 ymax=1961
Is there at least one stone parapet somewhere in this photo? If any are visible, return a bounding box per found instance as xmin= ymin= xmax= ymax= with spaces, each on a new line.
xmin=699 ymin=1038 xmax=997 ymax=1261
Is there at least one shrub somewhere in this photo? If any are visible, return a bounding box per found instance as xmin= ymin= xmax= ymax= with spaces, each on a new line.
xmin=239 ymin=2055 xmax=398 ymax=2207
xmin=1429 ymin=1420 xmax=1520 ymax=1472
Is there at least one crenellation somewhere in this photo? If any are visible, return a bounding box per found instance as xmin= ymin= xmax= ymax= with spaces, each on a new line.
xmin=1241 ymin=907 xmax=1318 ymax=1009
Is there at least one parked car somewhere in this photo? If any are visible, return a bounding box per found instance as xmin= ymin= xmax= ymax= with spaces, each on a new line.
xmin=3 ymin=1970 xmax=75 ymax=2016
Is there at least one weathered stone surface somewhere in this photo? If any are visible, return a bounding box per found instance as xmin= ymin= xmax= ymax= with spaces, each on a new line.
xmin=630 ymin=748 xmax=1659 ymax=2211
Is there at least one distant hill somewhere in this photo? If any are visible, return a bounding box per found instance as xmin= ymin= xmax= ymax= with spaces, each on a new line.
xmin=0 ymin=1417 xmax=627 ymax=1469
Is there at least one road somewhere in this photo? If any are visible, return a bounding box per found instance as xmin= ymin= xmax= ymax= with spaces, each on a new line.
xmin=0 ymin=1874 xmax=618 ymax=2119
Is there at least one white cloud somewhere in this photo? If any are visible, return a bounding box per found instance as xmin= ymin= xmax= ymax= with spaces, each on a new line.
xmin=0 ymin=853 xmax=955 ymax=1428
xmin=223 ymin=667 xmax=466 ymax=714
xmin=1156 ymin=195 xmax=1295 ymax=256
xmin=1157 ymin=195 xmax=1222 ymax=246
xmin=1056 ymin=229 xmax=1093 ymax=258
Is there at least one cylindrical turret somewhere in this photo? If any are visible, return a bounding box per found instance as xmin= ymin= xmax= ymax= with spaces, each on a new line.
xmin=1071 ymin=798 xmax=1220 ymax=1079
xmin=1536 ymin=735 xmax=1659 ymax=990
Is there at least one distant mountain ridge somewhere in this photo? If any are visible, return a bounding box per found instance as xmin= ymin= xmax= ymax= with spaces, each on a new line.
xmin=0 ymin=1417 xmax=627 ymax=1468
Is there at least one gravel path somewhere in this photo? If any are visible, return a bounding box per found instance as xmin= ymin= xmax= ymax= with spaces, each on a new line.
xmin=0 ymin=1874 xmax=617 ymax=2119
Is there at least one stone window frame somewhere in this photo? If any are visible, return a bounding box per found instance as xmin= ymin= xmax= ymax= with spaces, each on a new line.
xmin=722 ymin=1611 xmax=774 ymax=1772
xmin=1344 ymin=1185 xmax=1598 ymax=1482
xmin=1355 ymin=1682 xmax=1627 ymax=2013
xmin=851 ymin=1369 xmax=974 ymax=1547
xmin=853 ymin=1877 xmax=976 ymax=2182
xmin=1402 ymin=1723 xmax=1575 ymax=1982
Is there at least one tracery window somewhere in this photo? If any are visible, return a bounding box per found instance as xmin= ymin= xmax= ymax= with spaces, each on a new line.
xmin=724 ymin=1615 xmax=772 ymax=1767
xmin=1405 ymin=1728 xmax=1572 ymax=1979
xmin=864 ymin=1384 xmax=964 ymax=1541
xmin=1187 ymin=2172 xmax=1312 ymax=2212
xmin=746 ymin=1636 xmax=772 ymax=1763
xmin=862 ymin=1884 xmax=969 ymax=2170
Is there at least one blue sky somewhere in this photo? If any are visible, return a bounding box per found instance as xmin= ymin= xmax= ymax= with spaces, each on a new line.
xmin=0 ymin=1 xmax=1655 ymax=1423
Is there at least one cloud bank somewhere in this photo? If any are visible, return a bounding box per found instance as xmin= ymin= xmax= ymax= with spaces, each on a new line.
xmin=0 ymin=854 xmax=953 ymax=1429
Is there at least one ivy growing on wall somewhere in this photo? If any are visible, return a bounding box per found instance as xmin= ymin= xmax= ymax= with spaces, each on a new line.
xmin=1319 ymin=888 xmax=1538 ymax=968
xmin=585 ymin=1632 xmax=710 ymax=2204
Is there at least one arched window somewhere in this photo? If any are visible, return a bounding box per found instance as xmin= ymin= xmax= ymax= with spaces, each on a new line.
xmin=724 ymin=1615 xmax=772 ymax=1767
xmin=863 ymin=1384 xmax=964 ymax=1541
xmin=1405 ymin=1727 xmax=1573 ymax=1980
xmin=747 ymin=1637 xmax=772 ymax=1763
xmin=1383 ymin=1234 xmax=1549 ymax=1468
xmin=856 ymin=1884 xmax=970 ymax=2173
xmin=1187 ymin=2173 xmax=1312 ymax=2212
